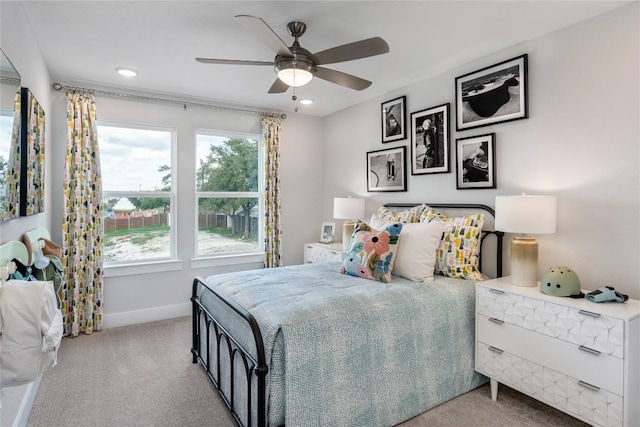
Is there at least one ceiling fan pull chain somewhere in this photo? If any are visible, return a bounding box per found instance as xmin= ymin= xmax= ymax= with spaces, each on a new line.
xmin=292 ymin=86 xmax=299 ymax=112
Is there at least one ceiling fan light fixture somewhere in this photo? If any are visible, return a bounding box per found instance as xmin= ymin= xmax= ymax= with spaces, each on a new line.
xmin=275 ymin=60 xmax=314 ymax=87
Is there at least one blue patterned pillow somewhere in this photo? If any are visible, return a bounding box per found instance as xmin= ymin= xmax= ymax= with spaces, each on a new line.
xmin=339 ymin=221 xmax=402 ymax=283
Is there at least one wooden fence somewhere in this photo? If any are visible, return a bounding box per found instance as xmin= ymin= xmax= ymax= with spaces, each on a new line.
xmin=104 ymin=213 xmax=168 ymax=232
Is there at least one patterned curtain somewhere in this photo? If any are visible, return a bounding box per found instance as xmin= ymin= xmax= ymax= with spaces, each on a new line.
xmin=262 ymin=114 xmax=283 ymax=268
xmin=62 ymin=91 xmax=104 ymax=337
xmin=3 ymin=89 xmax=21 ymax=220
xmin=24 ymin=89 xmax=45 ymax=215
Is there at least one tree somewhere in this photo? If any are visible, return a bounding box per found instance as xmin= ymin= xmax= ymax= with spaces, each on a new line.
xmin=197 ymin=138 xmax=259 ymax=239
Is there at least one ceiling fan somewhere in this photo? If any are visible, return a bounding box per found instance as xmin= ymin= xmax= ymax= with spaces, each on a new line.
xmin=196 ymin=15 xmax=389 ymax=94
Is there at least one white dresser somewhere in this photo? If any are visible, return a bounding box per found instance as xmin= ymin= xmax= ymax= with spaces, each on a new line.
xmin=476 ymin=277 xmax=640 ymax=427
xmin=303 ymin=242 xmax=346 ymax=264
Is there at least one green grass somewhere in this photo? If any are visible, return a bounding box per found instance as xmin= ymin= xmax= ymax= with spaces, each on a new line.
xmin=104 ymin=225 xmax=169 ymax=247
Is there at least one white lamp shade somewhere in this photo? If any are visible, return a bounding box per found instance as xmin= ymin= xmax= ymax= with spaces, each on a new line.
xmin=333 ymin=197 xmax=365 ymax=220
xmin=495 ymin=195 xmax=557 ymax=234
xmin=277 ymin=68 xmax=313 ymax=87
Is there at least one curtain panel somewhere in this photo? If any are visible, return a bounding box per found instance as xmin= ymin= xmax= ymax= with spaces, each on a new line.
xmin=262 ymin=114 xmax=283 ymax=268
xmin=24 ymin=90 xmax=45 ymax=215
xmin=62 ymin=91 xmax=104 ymax=336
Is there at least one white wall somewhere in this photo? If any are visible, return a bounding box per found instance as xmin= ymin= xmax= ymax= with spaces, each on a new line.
xmin=323 ymin=3 xmax=640 ymax=298
xmin=0 ymin=2 xmax=52 ymax=243
xmin=0 ymin=3 xmax=52 ymax=425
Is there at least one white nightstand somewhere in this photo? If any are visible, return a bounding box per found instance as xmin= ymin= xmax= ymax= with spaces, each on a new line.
xmin=475 ymin=276 xmax=640 ymax=427
xmin=303 ymin=242 xmax=346 ymax=264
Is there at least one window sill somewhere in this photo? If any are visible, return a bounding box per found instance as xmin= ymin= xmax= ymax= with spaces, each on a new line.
xmin=190 ymin=252 xmax=264 ymax=270
xmin=104 ymin=259 xmax=183 ymax=278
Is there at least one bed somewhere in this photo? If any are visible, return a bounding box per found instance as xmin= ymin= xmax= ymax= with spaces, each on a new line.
xmin=191 ymin=203 xmax=504 ymax=427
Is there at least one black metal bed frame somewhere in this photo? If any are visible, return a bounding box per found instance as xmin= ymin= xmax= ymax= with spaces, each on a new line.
xmin=191 ymin=203 xmax=504 ymax=427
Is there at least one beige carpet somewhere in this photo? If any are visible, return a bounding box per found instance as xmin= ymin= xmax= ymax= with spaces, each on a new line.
xmin=27 ymin=316 xmax=587 ymax=427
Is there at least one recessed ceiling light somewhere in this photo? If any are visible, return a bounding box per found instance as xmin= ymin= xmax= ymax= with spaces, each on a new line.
xmin=299 ymin=99 xmax=314 ymax=105
xmin=115 ymin=67 xmax=137 ymax=77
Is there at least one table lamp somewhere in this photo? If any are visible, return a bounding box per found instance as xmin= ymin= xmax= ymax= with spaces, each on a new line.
xmin=495 ymin=194 xmax=557 ymax=287
xmin=333 ymin=197 xmax=365 ymax=251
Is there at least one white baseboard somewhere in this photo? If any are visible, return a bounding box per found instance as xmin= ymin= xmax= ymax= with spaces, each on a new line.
xmin=103 ymin=303 xmax=191 ymax=329
xmin=1 ymin=375 xmax=41 ymax=427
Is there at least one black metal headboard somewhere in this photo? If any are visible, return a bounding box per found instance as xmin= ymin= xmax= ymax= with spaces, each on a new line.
xmin=383 ymin=203 xmax=504 ymax=278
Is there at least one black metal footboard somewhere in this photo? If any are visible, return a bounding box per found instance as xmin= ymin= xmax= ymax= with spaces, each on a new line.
xmin=191 ymin=277 xmax=268 ymax=427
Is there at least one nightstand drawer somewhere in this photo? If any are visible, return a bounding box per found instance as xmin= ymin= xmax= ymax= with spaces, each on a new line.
xmin=477 ymin=286 xmax=624 ymax=358
xmin=303 ymin=243 xmax=345 ymax=264
xmin=476 ymin=342 xmax=624 ymax=427
xmin=477 ymin=314 xmax=623 ymax=395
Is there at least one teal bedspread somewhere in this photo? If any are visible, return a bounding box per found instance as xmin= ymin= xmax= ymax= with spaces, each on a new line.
xmin=199 ymin=262 xmax=486 ymax=427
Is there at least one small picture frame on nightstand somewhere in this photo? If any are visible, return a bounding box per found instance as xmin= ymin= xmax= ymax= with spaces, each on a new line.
xmin=320 ymin=222 xmax=336 ymax=243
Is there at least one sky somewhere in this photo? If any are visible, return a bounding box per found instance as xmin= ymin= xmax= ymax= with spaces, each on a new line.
xmin=99 ymin=124 xmax=232 ymax=192
xmin=98 ymin=124 xmax=173 ymax=192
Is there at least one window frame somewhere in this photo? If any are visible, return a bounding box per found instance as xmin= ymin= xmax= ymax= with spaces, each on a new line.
xmin=194 ymin=129 xmax=265 ymax=261
xmin=97 ymin=120 xmax=178 ymax=269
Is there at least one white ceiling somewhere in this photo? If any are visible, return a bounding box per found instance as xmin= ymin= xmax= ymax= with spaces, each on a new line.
xmin=19 ymin=1 xmax=630 ymax=117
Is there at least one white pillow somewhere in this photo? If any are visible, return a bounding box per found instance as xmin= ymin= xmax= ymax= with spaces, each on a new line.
xmin=370 ymin=215 xmax=444 ymax=282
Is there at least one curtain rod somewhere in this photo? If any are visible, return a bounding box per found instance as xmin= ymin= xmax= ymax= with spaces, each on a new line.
xmin=51 ymin=82 xmax=286 ymax=119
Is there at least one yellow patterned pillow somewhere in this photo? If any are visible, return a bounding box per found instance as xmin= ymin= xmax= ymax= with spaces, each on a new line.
xmin=421 ymin=209 xmax=484 ymax=280
xmin=375 ymin=204 xmax=429 ymax=223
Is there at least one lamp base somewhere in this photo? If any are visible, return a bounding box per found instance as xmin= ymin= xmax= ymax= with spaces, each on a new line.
xmin=510 ymin=236 xmax=538 ymax=287
xmin=342 ymin=220 xmax=355 ymax=252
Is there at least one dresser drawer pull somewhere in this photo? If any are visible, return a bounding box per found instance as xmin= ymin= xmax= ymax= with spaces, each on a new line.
xmin=578 ymin=345 xmax=601 ymax=356
xmin=488 ymin=317 xmax=504 ymax=325
xmin=488 ymin=346 xmax=504 ymax=354
xmin=489 ymin=288 xmax=505 ymax=295
xmin=578 ymin=309 xmax=601 ymax=318
xmin=577 ymin=381 xmax=600 ymax=392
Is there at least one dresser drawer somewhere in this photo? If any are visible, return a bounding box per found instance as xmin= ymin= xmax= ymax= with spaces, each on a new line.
xmin=477 ymin=342 xmax=624 ymax=427
xmin=477 ymin=314 xmax=624 ymax=395
xmin=477 ymin=286 xmax=625 ymax=358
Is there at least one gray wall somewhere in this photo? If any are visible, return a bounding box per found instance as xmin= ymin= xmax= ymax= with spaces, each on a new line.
xmin=322 ymin=3 xmax=639 ymax=298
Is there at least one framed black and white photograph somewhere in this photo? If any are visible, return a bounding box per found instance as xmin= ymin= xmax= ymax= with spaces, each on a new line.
xmin=320 ymin=222 xmax=336 ymax=243
xmin=381 ymin=96 xmax=406 ymax=143
xmin=455 ymin=54 xmax=528 ymax=131
xmin=410 ymin=103 xmax=450 ymax=175
xmin=367 ymin=146 xmax=407 ymax=192
xmin=455 ymin=133 xmax=496 ymax=189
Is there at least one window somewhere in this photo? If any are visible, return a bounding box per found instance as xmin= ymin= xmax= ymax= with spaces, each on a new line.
xmin=195 ymin=131 xmax=263 ymax=257
xmin=98 ymin=122 xmax=175 ymax=264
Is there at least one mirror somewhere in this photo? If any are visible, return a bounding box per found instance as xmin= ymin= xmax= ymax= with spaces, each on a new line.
xmin=20 ymin=87 xmax=45 ymax=217
xmin=0 ymin=49 xmax=21 ymax=221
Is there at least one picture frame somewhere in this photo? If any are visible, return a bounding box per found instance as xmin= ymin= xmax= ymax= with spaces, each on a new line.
xmin=455 ymin=54 xmax=528 ymax=131
xmin=410 ymin=103 xmax=450 ymax=175
xmin=367 ymin=146 xmax=407 ymax=192
xmin=320 ymin=222 xmax=336 ymax=243
xmin=455 ymin=133 xmax=496 ymax=189
xmin=381 ymin=96 xmax=406 ymax=143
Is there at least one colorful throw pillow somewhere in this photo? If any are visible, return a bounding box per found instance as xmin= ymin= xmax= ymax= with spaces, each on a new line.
xmin=374 ymin=204 xmax=428 ymax=223
xmin=370 ymin=216 xmax=444 ymax=282
xmin=340 ymin=221 xmax=402 ymax=283
xmin=420 ymin=209 xmax=485 ymax=280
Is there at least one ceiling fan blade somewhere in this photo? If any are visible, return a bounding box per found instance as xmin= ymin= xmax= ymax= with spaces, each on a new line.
xmin=196 ymin=58 xmax=274 ymax=66
xmin=315 ymin=67 xmax=372 ymax=91
xmin=268 ymin=78 xmax=290 ymax=94
xmin=312 ymin=37 xmax=389 ymax=65
xmin=235 ymin=15 xmax=293 ymax=57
